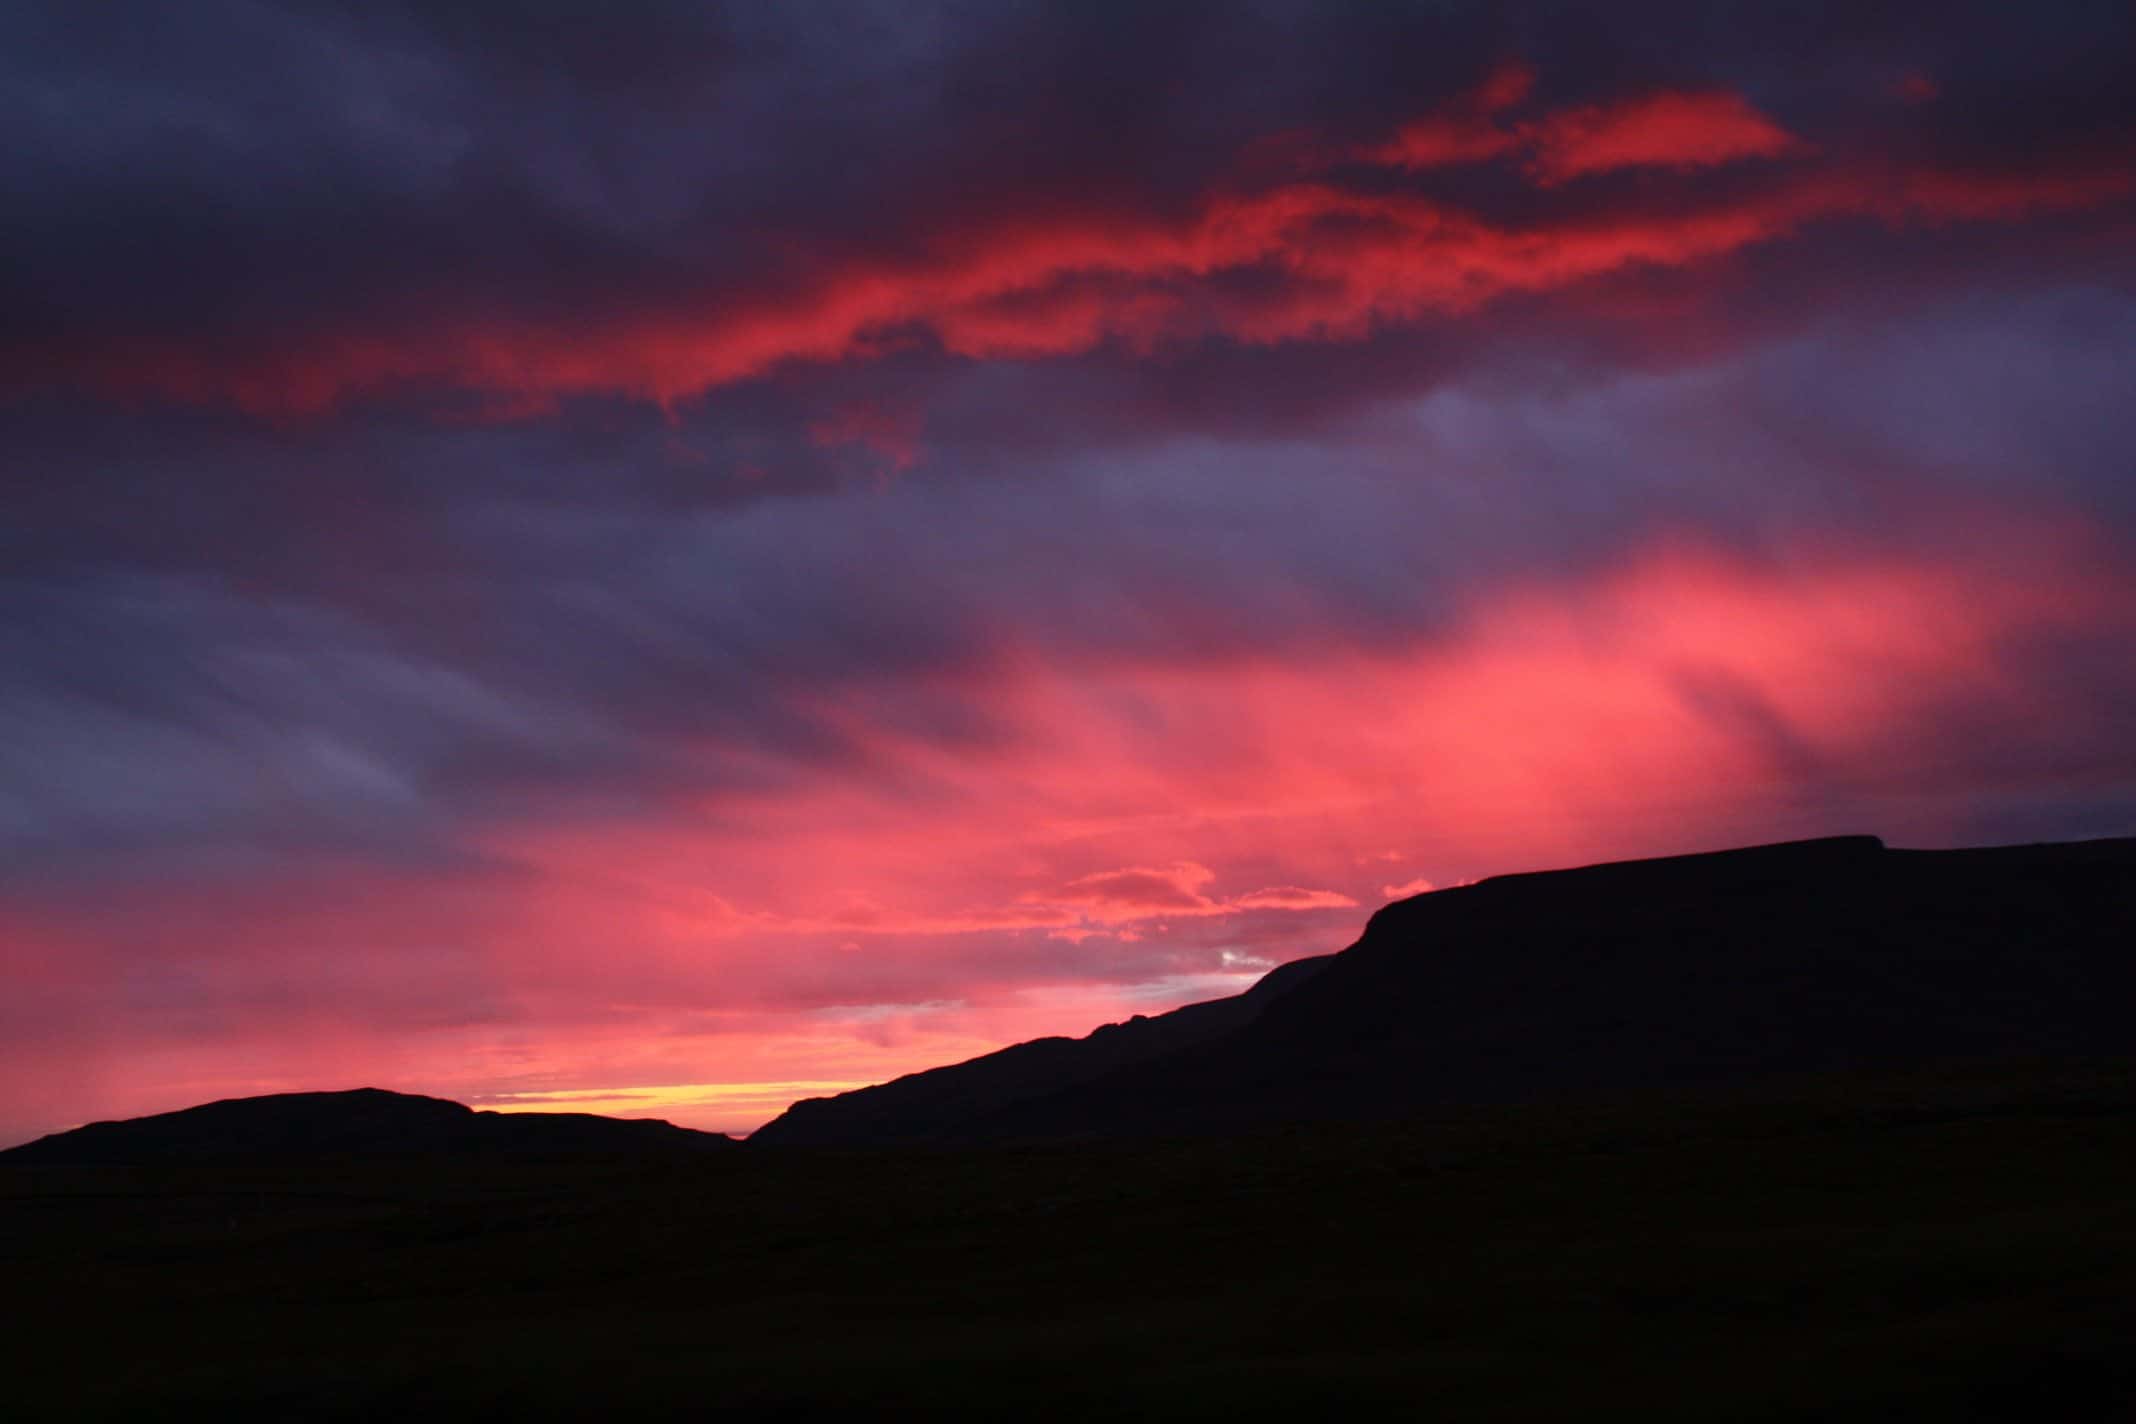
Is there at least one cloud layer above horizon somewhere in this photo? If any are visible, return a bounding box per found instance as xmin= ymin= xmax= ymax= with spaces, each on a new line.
xmin=5 ymin=1 xmax=2135 ymax=1140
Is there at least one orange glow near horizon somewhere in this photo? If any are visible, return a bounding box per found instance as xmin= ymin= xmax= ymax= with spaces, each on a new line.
xmin=478 ymin=1082 xmax=877 ymax=1131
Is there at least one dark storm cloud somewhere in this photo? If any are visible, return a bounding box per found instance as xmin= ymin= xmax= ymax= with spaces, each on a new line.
xmin=0 ymin=569 xmax=615 ymax=882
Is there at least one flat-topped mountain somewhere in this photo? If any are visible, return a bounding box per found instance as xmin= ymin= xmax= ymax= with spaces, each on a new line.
xmin=756 ymin=835 xmax=2136 ymax=1146
xmin=0 ymin=1088 xmax=734 ymax=1164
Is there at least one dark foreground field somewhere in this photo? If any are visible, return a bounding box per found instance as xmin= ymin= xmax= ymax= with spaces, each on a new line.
xmin=7 ymin=1065 xmax=2136 ymax=1421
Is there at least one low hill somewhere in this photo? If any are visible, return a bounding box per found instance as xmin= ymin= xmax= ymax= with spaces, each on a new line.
xmin=754 ymin=834 xmax=2136 ymax=1146
xmin=0 ymin=1087 xmax=733 ymax=1163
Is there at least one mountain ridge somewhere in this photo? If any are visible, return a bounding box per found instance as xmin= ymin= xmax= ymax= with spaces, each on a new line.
xmin=754 ymin=951 xmax=1334 ymax=1147
xmin=0 ymin=1086 xmax=735 ymax=1163
xmin=755 ymin=833 xmax=2136 ymax=1146
xmin=13 ymin=834 xmax=2131 ymax=1158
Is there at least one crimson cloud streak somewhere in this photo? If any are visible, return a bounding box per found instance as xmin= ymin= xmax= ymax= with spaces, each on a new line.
xmin=3 ymin=2 xmax=2135 ymax=1141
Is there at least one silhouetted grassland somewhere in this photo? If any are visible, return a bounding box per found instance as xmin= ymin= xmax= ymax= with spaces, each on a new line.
xmin=6 ymin=1062 xmax=2134 ymax=1420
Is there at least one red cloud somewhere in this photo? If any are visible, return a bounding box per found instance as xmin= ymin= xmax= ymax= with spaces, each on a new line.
xmin=1474 ymin=60 xmax=1539 ymax=113
xmin=1893 ymin=161 xmax=2136 ymax=220
xmin=1231 ymin=886 xmax=1359 ymax=911
xmin=1363 ymin=115 xmax=1519 ymax=171
xmin=1026 ymin=865 xmax=1355 ymax=924
xmin=807 ymin=400 xmax=925 ymax=478
xmin=1049 ymin=862 xmax=1221 ymax=917
xmin=40 ymin=70 xmax=2132 ymax=416
xmin=1522 ymin=90 xmax=1803 ymax=182
xmin=1361 ymin=60 xmax=1534 ymax=170
xmin=1895 ymin=71 xmax=1941 ymax=104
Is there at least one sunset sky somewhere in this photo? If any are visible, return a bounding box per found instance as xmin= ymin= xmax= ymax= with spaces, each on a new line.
xmin=4 ymin=2 xmax=2134 ymax=1143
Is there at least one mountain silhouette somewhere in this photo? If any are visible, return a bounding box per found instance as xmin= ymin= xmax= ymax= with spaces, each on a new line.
xmin=755 ymin=835 xmax=2136 ymax=1146
xmin=0 ymin=1087 xmax=734 ymax=1164
xmin=754 ymin=952 xmax=1333 ymax=1147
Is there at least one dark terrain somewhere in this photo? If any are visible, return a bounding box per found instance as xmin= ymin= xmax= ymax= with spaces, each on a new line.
xmin=5 ymin=834 xmax=2133 ymax=1420
xmin=6 ymin=1066 xmax=2135 ymax=1420
xmin=0 ymin=1087 xmax=732 ymax=1165
xmin=760 ymin=835 xmax=2136 ymax=1145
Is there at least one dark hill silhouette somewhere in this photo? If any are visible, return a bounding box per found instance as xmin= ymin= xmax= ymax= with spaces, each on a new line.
xmin=754 ymin=952 xmax=1333 ymax=1146
xmin=755 ymin=834 xmax=2136 ymax=1146
xmin=0 ymin=1087 xmax=733 ymax=1164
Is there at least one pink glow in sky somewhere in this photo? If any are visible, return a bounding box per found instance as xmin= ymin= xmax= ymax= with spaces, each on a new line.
xmin=5 ymin=11 xmax=2136 ymax=1144
xmin=7 ymin=521 xmax=2129 ymax=1137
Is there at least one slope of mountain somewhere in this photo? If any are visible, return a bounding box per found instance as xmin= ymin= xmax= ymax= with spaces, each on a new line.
xmin=0 ymin=1088 xmax=734 ymax=1163
xmin=754 ymin=952 xmax=1332 ymax=1146
xmin=754 ymin=834 xmax=2136 ymax=1146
